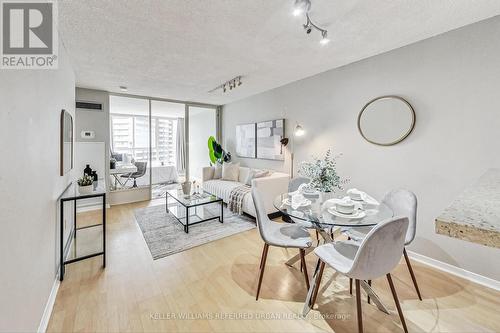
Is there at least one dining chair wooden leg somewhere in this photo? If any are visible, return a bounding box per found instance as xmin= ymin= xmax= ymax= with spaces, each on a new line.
xmin=386 ymin=273 xmax=409 ymax=333
xmin=367 ymin=280 xmax=372 ymax=304
xmin=256 ymin=244 xmax=269 ymax=300
xmin=259 ymin=243 xmax=266 ymax=270
xmin=300 ymin=249 xmax=310 ymax=289
xmin=349 ymin=278 xmax=353 ymax=294
xmin=311 ymin=261 xmax=325 ymax=307
xmin=315 ymin=229 xmax=319 ymax=241
xmin=403 ymin=248 xmax=422 ymax=300
xmin=355 ymin=279 xmax=363 ymax=333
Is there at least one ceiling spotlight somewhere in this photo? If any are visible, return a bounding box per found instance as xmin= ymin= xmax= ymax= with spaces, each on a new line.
xmin=320 ymin=31 xmax=330 ymax=45
xmin=293 ymin=0 xmax=311 ymax=16
xmin=119 ymin=86 xmax=128 ymax=92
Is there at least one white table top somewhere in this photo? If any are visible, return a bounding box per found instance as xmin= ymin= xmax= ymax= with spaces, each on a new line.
xmin=110 ymin=164 xmax=137 ymax=174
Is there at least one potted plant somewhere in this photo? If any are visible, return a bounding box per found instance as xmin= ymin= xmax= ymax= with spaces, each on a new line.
xmin=208 ymin=136 xmax=231 ymax=165
xmin=77 ymin=174 xmax=94 ymax=194
xmin=298 ymin=149 xmax=349 ymax=200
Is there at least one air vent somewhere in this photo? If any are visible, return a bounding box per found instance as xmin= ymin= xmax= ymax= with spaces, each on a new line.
xmin=76 ymin=101 xmax=103 ymax=111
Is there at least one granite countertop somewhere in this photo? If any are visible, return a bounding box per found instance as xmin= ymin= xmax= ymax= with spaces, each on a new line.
xmin=435 ymin=168 xmax=500 ymax=249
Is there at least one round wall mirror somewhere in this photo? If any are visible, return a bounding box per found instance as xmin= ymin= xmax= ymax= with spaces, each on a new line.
xmin=357 ymin=95 xmax=416 ymax=146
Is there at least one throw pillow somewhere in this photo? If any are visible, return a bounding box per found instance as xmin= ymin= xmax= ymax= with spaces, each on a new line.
xmin=244 ymin=169 xmax=269 ymax=186
xmin=213 ymin=163 xmax=223 ymax=179
xmin=222 ymin=162 xmax=240 ymax=181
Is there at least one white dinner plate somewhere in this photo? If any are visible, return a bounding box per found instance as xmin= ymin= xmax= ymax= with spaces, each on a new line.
xmin=283 ymin=198 xmax=311 ymax=208
xmin=327 ymin=207 xmax=366 ymax=219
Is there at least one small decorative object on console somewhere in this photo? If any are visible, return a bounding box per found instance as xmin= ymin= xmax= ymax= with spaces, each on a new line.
xmin=77 ymin=174 xmax=94 ymax=194
xmin=83 ymin=164 xmax=93 ymax=177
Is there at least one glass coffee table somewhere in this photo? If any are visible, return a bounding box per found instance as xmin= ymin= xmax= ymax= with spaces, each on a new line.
xmin=166 ymin=189 xmax=223 ymax=233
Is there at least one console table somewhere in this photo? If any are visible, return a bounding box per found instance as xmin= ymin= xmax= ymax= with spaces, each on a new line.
xmin=59 ymin=182 xmax=106 ymax=281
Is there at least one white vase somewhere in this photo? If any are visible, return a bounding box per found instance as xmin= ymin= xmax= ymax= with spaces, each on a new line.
xmin=78 ymin=184 xmax=93 ymax=195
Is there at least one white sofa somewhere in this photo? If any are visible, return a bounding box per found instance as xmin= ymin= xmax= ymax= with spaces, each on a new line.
xmin=202 ymin=166 xmax=289 ymax=217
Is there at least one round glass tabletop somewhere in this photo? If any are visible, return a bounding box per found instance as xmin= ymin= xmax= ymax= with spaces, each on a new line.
xmin=273 ymin=192 xmax=393 ymax=228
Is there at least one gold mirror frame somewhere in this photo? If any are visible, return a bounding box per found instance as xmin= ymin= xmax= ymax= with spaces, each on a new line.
xmin=357 ymin=95 xmax=416 ymax=146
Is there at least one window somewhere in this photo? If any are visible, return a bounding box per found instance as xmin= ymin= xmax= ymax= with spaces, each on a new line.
xmin=111 ymin=114 xmax=177 ymax=166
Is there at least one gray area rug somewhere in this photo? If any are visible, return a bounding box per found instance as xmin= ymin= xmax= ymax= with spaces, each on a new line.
xmin=134 ymin=204 xmax=256 ymax=260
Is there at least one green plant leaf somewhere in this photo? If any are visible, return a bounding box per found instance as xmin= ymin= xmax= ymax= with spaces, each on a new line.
xmin=208 ymin=136 xmax=217 ymax=163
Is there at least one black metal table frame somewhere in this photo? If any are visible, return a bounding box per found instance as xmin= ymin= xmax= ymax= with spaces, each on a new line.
xmin=59 ymin=192 xmax=106 ymax=281
xmin=166 ymin=191 xmax=223 ymax=233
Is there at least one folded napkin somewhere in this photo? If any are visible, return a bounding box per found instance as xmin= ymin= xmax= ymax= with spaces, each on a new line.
xmin=291 ymin=193 xmax=307 ymax=209
xmin=347 ymin=188 xmax=379 ymax=206
xmin=323 ymin=197 xmax=362 ymax=211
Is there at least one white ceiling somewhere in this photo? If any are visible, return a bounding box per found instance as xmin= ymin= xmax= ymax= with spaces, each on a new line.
xmin=58 ymin=0 xmax=500 ymax=105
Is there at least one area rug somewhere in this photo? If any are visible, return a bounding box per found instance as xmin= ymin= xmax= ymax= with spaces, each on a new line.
xmin=134 ymin=204 xmax=255 ymax=260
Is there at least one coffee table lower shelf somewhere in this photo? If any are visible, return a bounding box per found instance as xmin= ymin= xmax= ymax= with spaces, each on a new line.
xmin=166 ymin=192 xmax=224 ymax=233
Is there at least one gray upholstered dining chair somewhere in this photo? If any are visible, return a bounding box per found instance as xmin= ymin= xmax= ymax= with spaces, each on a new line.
xmin=251 ymin=185 xmax=313 ymax=300
xmin=288 ymin=177 xmax=309 ymax=193
xmin=310 ymin=217 xmax=410 ymax=333
xmin=344 ymin=189 xmax=421 ymax=300
xmin=121 ymin=161 xmax=147 ymax=188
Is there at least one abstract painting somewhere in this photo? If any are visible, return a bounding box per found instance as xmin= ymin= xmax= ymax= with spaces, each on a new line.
xmin=256 ymin=119 xmax=285 ymax=160
xmin=236 ymin=123 xmax=256 ymax=158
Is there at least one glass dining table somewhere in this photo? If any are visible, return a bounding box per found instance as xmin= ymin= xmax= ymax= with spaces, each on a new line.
xmin=273 ymin=192 xmax=394 ymax=316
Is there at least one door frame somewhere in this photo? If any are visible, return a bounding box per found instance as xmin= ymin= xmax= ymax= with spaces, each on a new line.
xmin=109 ymin=92 xmax=221 ymax=199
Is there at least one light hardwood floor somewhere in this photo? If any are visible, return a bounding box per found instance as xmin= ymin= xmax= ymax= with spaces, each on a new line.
xmin=47 ymin=199 xmax=500 ymax=333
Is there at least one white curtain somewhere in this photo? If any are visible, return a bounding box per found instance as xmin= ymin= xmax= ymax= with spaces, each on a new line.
xmin=176 ymin=118 xmax=186 ymax=173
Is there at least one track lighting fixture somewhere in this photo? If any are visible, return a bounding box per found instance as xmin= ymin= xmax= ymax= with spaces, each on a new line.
xmin=293 ymin=0 xmax=329 ymax=45
xmin=208 ymin=76 xmax=243 ymax=94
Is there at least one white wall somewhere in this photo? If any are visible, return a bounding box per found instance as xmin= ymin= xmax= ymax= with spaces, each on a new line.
xmin=188 ymin=107 xmax=216 ymax=181
xmin=223 ymin=17 xmax=500 ymax=281
xmin=0 ymin=42 xmax=76 ymax=331
xmin=74 ymin=88 xmax=109 ymax=208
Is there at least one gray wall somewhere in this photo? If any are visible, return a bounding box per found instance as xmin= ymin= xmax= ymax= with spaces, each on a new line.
xmin=224 ymin=16 xmax=500 ymax=280
xmin=0 ymin=43 xmax=76 ymax=331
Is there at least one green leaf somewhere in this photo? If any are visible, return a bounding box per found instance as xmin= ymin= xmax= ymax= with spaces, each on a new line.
xmin=208 ymin=136 xmax=217 ymax=163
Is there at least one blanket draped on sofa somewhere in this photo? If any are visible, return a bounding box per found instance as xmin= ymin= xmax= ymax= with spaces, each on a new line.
xmin=228 ymin=185 xmax=251 ymax=215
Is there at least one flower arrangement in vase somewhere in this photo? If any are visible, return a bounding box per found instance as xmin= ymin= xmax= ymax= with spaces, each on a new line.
xmin=298 ymin=149 xmax=349 ymax=198
xmin=77 ymin=174 xmax=94 ymax=194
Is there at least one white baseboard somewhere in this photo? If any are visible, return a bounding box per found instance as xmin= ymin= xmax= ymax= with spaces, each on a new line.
xmin=407 ymin=250 xmax=500 ymax=291
xmin=37 ymin=277 xmax=60 ymax=333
